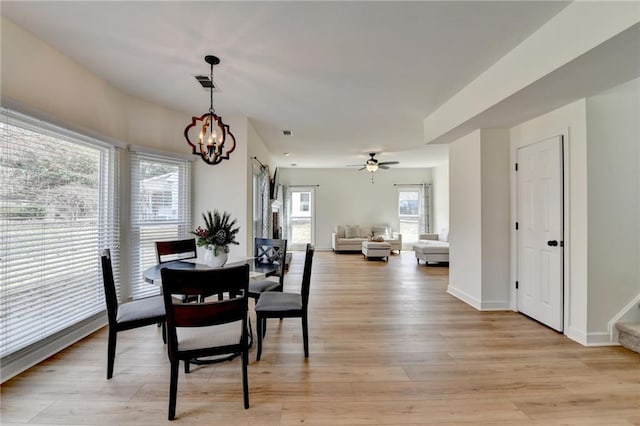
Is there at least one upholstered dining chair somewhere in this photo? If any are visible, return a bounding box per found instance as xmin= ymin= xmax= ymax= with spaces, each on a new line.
xmin=100 ymin=249 xmax=166 ymax=379
xmin=255 ymin=244 xmax=314 ymax=361
xmin=160 ymin=264 xmax=250 ymax=421
xmin=249 ymin=238 xmax=288 ymax=301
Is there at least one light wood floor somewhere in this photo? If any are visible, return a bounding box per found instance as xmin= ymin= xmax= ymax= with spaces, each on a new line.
xmin=2 ymin=251 xmax=639 ymax=425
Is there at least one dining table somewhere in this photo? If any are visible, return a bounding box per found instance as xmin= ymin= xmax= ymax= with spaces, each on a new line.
xmin=142 ymin=257 xmax=278 ymax=284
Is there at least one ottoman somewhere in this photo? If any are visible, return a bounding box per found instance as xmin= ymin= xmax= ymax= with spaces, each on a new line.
xmin=413 ymin=242 xmax=449 ymax=265
xmin=362 ymin=241 xmax=391 ymax=261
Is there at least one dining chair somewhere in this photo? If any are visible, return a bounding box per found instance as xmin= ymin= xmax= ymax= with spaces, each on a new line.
xmin=255 ymin=244 xmax=314 ymax=361
xmin=155 ymin=238 xmax=197 ymax=264
xmin=249 ymin=238 xmax=288 ymax=301
xmin=156 ymin=238 xmax=199 ymax=302
xmin=100 ymin=249 xmax=166 ymax=380
xmin=160 ymin=264 xmax=250 ymax=420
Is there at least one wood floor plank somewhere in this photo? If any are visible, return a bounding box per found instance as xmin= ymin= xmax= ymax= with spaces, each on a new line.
xmin=2 ymin=251 xmax=639 ymax=425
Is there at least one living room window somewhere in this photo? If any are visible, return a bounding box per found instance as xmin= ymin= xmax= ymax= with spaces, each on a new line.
xmin=0 ymin=108 xmax=119 ymax=359
xmin=129 ymin=151 xmax=191 ymax=300
xmin=398 ymin=189 xmax=421 ymax=243
xmin=397 ymin=184 xmax=432 ymax=244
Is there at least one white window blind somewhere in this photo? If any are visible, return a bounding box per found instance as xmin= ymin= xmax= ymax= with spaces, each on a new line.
xmin=130 ymin=151 xmax=191 ymax=300
xmin=0 ymin=108 xmax=119 ymax=359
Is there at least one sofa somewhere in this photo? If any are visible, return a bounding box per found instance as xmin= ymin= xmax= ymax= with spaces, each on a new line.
xmin=332 ymin=224 xmax=402 ymax=253
xmin=413 ymin=230 xmax=449 ymax=265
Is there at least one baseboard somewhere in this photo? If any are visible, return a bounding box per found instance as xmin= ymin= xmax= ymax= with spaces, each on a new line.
xmin=565 ymin=325 xmax=588 ymax=346
xmin=447 ymin=286 xmax=481 ymax=310
xmin=480 ymin=300 xmax=511 ymax=311
xmin=586 ymin=331 xmax=618 ymax=347
xmin=1 ymin=314 xmax=107 ymax=383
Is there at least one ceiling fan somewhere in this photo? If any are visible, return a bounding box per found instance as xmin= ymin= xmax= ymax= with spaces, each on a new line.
xmin=348 ymin=153 xmax=399 ymax=172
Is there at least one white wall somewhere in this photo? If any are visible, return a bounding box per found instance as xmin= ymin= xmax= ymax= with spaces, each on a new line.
xmin=432 ymin=162 xmax=450 ymax=233
xmin=278 ymin=167 xmax=432 ymax=251
xmin=586 ymin=78 xmax=640 ymax=332
xmin=448 ymin=131 xmax=483 ymax=307
xmin=193 ymin=115 xmax=252 ymax=258
xmin=448 ymin=129 xmax=510 ymax=310
xmin=510 ymin=99 xmax=588 ymax=344
xmin=480 ymin=129 xmax=511 ymax=308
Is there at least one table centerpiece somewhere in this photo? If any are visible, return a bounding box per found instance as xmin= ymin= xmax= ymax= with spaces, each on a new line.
xmin=192 ymin=210 xmax=240 ymax=267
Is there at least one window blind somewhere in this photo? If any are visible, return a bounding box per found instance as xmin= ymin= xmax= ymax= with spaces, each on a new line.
xmin=0 ymin=108 xmax=119 ymax=358
xmin=130 ymin=151 xmax=191 ymax=300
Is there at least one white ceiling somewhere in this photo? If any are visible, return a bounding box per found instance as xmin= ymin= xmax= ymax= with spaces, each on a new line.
xmin=2 ymin=1 xmax=572 ymax=168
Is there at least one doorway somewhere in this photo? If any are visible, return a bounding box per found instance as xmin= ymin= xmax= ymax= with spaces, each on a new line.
xmin=516 ymin=135 xmax=564 ymax=332
xmin=287 ymin=187 xmax=315 ymax=250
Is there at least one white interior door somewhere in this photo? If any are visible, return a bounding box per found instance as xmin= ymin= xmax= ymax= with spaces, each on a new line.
xmin=516 ymin=136 xmax=564 ymax=332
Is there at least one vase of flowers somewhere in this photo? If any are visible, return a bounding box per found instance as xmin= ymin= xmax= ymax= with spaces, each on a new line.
xmin=192 ymin=210 xmax=240 ymax=267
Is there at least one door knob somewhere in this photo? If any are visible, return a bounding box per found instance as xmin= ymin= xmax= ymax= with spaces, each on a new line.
xmin=547 ymin=240 xmax=558 ymax=247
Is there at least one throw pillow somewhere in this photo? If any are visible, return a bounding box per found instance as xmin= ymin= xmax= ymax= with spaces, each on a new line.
xmin=335 ymin=225 xmax=346 ymax=238
xmin=372 ymin=225 xmax=388 ymax=238
xmin=345 ymin=225 xmax=361 ymax=239
xmin=438 ymin=228 xmax=449 ymax=242
xmin=372 ymin=235 xmax=385 ymax=242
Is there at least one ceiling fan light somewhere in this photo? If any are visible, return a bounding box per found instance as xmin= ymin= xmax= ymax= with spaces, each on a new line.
xmin=366 ymin=163 xmax=378 ymax=172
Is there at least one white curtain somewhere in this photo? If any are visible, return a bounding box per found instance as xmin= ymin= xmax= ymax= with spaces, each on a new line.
xmin=257 ymin=166 xmax=271 ymax=238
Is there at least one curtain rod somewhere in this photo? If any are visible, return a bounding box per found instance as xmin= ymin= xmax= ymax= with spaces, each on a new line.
xmin=393 ymin=183 xmax=426 ymax=187
xmin=252 ymin=156 xmax=267 ymax=170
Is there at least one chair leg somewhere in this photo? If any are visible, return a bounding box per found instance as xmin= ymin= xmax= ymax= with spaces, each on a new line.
xmin=242 ymin=346 xmax=250 ymax=409
xmin=168 ymin=361 xmax=179 ymax=420
xmin=107 ymin=328 xmax=117 ymax=379
xmin=256 ymin=314 xmax=263 ymax=361
xmin=161 ymin=322 xmax=167 ymax=344
xmin=302 ymin=313 xmax=309 ymax=358
xmin=184 ymin=359 xmax=190 ymax=374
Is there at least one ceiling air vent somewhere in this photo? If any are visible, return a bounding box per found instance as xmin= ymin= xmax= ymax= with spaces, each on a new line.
xmin=282 ymin=130 xmax=292 ymax=136
xmin=194 ymin=75 xmax=219 ymax=91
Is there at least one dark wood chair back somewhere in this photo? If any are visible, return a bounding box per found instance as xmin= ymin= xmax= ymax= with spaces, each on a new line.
xmin=155 ymin=238 xmax=197 ymax=263
xmin=301 ymin=243 xmax=315 ymax=308
xmin=254 ymin=237 xmax=287 ymax=282
xmin=160 ymin=264 xmax=250 ymax=419
xmin=100 ymin=248 xmax=119 ymax=326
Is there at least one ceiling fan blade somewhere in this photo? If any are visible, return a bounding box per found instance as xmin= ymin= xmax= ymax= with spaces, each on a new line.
xmin=357 ymin=166 xmax=366 ymax=171
xmin=378 ymin=165 xmax=390 ymax=169
xmin=378 ymin=161 xmax=399 ymax=166
xmin=346 ymin=164 xmax=364 ymax=167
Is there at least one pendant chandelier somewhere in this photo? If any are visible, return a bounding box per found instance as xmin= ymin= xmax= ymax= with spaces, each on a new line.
xmin=184 ymin=55 xmax=236 ymax=165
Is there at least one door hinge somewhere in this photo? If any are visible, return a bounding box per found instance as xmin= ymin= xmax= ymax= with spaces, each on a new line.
xmin=515 ymin=163 xmax=518 ymax=171
xmin=516 ymin=281 xmax=519 ymax=289
xmin=515 ymin=222 xmax=519 ymax=230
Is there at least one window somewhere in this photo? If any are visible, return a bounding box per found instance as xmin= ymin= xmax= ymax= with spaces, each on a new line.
xmin=287 ymin=188 xmax=315 ymax=250
xmin=130 ymin=152 xmax=191 ymax=300
xmin=397 ymin=185 xmax=432 ymax=244
xmin=299 ymin=192 xmax=310 ymax=212
xmin=398 ymin=189 xmax=421 ymax=243
xmin=0 ymin=108 xmax=119 ymax=359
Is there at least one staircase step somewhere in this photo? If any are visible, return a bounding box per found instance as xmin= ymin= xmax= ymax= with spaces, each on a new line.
xmin=615 ymin=322 xmax=640 ymax=353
